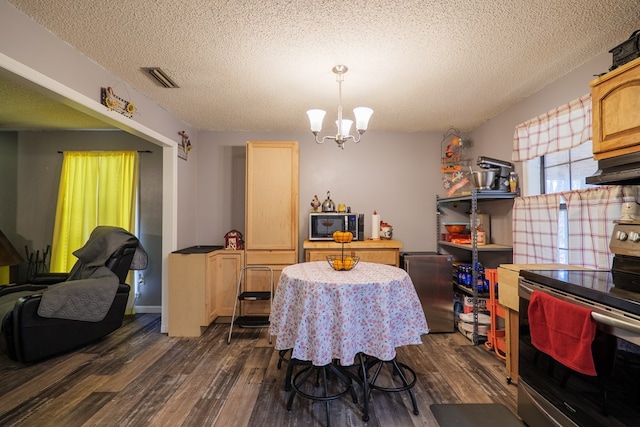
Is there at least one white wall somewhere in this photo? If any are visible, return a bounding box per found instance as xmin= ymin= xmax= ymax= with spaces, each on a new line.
xmin=196 ymin=130 xmax=446 ymax=255
xmin=470 ymin=52 xmax=612 ymax=174
xmin=465 ymin=51 xmax=613 ymax=247
xmin=193 ymin=52 xmax=617 ymax=256
xmin=14 ymin=131 xmax=164 ymax=307
xmin=0 ymin=0 xmax=200 ymax=331
xmin=0 ymin=0 xmax=198 ymax=249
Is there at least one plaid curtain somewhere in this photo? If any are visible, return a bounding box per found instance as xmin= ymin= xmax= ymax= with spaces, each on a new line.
xmin=513 ymin=193 xmax=560 ymax=263
xmin=565 ymin=187 xmax=625 ymax=270
xmin=512 ymin=93 xmax=592 ymax=162
xmin=513 ymin=187 xmax=626 ymax=268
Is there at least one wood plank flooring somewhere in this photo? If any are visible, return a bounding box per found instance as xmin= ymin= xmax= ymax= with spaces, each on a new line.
xmin=0 ymin=314 xmax=518 ymax=426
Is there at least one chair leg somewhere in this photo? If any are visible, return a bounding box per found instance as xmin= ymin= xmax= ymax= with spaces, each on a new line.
xmin=321 ymin=366 xmax=331 ymax=427
xmin=366 ymin=357 xmax=419 ymax=416
xmin=277 ymin=349 xmax=289 ymax=369
xmin=390 ymin=359 xmax=419 ymax=415
xmin=286 ymin=364 xmax=316 ymax=410
xmin=286 ymin=362 xmax=355 ymax=427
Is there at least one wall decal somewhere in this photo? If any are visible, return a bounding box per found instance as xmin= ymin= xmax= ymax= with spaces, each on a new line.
xmin=100 ymin=86 xmax=135 ymax=118
xmin=178 ymin=130 xmax=192 ymax=160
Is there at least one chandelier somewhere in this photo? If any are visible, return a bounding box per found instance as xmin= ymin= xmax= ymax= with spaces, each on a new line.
xmin=306 ymin=65 xmax=373 ymax=149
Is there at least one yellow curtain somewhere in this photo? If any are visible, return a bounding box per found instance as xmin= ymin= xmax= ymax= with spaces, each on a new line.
xmin=50 ymin=151 xmax=139 ymax=272
xmin=0 ymin=266 xmax=8 ymax=284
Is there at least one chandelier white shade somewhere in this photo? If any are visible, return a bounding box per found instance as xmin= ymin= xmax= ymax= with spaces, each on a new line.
xmin=306 ymin=65 xmax=373 ymax=149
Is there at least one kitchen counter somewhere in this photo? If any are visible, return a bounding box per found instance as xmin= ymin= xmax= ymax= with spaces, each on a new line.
xmin=303 ymin=239 xmax=403 ymax=267
xmin=172 ymin=245 xmax=224 ymax=254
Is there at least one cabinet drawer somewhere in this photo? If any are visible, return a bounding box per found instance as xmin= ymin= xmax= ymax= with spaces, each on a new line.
xmin=246 ymin=250 xmax=297 ymax=265
xmin=354 ymin=250 xmax=397 ymax=265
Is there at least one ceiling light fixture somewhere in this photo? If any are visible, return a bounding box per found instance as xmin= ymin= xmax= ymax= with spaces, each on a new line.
xmin=307 ymin=65 xmax=373 ymax=149
xmin=141 ymin=67 xmax=179 ymax=88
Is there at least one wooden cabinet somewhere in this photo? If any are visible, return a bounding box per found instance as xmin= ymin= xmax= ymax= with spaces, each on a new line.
xmin=244 ymin=141 xmax=299 ymax=315
xmin=303 ymin=239 xmax=403 ymax=266
xmin=216 ymin=250 xmax=244 ymax=317
xmin=168 ymin=248 xmax=244 ymax=337
xmin=591 ymin=56 xmax=640 ymax=160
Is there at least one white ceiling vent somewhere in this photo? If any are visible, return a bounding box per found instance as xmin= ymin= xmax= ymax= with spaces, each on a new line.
xmin=141 ymin=67 xmax=179 ymax=88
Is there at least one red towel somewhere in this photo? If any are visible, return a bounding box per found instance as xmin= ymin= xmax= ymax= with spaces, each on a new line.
xmin=528 ymin=290 xmax=597 ymax=376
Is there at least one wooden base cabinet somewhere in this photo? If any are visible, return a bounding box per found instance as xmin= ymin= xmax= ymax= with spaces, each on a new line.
xmin=168 ymin=249 xmax=243 ymax=337
xmin=303 ymin=239 xmax=403 ymax=267
xmin=216 ymin=251 xmax=244 ymax=317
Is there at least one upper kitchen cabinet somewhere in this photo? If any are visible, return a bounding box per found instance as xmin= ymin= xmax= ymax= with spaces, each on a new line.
xmin=245 ymin=141 xmax=299 ymax=256
xmin=591 ymin=56 xmax=640 ymax=160
xmin=244 ymin=141 xmax=299 ymax=313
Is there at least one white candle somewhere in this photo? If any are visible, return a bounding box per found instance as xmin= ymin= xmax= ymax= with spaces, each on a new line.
xmin=371 ymin=212 xmax=380 ymax=239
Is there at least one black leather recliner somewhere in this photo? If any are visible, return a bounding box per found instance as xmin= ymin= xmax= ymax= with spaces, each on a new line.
xmin=0 ymin=226 xmax=147 ymax=363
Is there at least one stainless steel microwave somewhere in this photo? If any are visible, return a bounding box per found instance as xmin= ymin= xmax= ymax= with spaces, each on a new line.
xmin=309 ymin=213 xmax=358 ymax=241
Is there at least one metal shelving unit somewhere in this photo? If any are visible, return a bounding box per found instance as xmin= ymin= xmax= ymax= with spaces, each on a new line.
xmin=436 ymin=189 xmax=517 ymax=344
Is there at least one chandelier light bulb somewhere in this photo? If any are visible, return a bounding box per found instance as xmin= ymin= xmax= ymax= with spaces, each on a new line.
xmin=336 ymin=119 xmax=353 ymax=136
xmin=307 ymin=65 xmax=373 ymax=149
xmin=353 ymin=107 xmax=373 ymax=132
xmin=307 ymin=109 xmax=326 ymax=133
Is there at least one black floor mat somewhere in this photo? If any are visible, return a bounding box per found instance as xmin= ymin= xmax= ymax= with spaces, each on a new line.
xmin=430 ymin=403 xmax=524 ymax=427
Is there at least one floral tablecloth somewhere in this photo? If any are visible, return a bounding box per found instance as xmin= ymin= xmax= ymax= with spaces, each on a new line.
xmin=269 ymin=261 xmax=429 ymax=366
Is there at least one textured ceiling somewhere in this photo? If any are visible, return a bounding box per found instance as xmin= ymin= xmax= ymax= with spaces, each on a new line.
xmin=3 ymin=0 xmax=640 ymax=132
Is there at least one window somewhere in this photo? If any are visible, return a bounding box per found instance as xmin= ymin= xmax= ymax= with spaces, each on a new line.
xmin=542 ymin=140 xmax=597 ymax=194
xmin=512 ymin=94 xmax=624 ymax=270
xmin=541 ymin=141 xmax=598 ymax=262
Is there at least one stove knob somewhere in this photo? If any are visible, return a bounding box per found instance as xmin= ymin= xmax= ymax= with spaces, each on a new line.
xmin=630 ymin=231 xmax=640 ymax=242
xmin=617 ymin=230 xmax=628 ymax=241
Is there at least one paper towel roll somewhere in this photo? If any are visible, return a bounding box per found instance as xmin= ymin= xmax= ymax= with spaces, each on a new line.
xmin=371 ymin=213 xmax=380 ymax=239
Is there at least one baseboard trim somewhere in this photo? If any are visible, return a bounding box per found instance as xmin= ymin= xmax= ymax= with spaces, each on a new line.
xmin=133 ymin=305 xmax=162 ymax=313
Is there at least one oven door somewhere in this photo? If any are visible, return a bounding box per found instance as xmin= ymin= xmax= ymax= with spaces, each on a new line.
xmin=518 ymin=279 xmax=640 ymax=427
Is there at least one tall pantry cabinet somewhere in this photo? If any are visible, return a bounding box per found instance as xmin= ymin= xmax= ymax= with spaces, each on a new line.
xmin=244 ymin=141 xmax=299 ymax=315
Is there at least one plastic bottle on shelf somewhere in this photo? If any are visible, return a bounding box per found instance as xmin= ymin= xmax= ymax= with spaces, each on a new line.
xmin=461 ymin=264 xmax=470 ymax=288
xmin=474 ymin=261 xmax=486 ymax=293
xmin=509 ymin=172 xmax=519 ymax=193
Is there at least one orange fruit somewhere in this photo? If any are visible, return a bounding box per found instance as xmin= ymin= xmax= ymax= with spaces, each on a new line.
xmin=343 ymin=256 xmax=354 ymax=270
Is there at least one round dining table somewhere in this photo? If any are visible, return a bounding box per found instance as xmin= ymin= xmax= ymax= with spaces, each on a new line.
xmin=269 ymin=261 xmax=429 ymax=366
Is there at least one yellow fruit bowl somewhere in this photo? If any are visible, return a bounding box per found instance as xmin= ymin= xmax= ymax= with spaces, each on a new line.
xmin=327 ymin=255 xmax=359 ymax=271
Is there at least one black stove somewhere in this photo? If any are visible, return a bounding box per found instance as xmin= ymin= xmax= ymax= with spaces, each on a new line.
xmin=517 ymin=221 xmax=640 ymax=427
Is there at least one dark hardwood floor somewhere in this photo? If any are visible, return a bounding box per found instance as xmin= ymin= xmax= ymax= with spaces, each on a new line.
xmin=0 ymin=314 xmax=517 ymax=426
